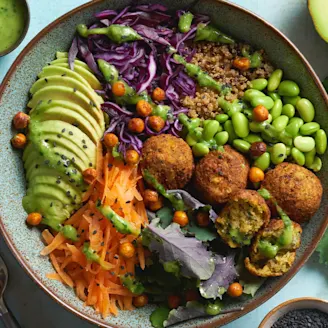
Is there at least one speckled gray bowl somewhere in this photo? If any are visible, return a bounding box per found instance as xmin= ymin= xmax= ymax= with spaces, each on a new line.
xmin=0 ymin=1 xmax=327 ymax=327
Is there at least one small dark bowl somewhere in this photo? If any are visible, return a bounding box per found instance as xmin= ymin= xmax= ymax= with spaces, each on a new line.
xmin=0 ymin=0 xmax=30 ymax=57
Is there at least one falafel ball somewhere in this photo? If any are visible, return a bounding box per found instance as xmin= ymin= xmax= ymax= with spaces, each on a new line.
xmin=245 ymin=219 xmax=302 ymax=277
xmin=216 ymin=189 xmax=270 ymax=248
xmin=262 ymin=163 xmax=323 ymax=223
xmin=194 ymin=146 xmax=250 ymax=205
xmin=140 ymin=134 xmax=194 ymax=190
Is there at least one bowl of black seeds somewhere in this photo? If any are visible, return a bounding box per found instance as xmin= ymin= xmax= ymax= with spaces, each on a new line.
xmin=259 ymin=298 xmax=328 ymax=328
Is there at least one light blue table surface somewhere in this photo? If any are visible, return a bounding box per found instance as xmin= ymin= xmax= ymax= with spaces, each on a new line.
xmin=1 ymin=1 xmax=328 ymax=327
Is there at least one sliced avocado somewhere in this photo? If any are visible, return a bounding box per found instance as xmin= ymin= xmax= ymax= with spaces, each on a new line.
xmin=27 ymin=87 xmax=104 ymax=126
xmin=309 ymin=0 xmax=328 ymax=42
xmin=29 ymin=99 xmax=103 ymax=140
xmin=50 ymin=58 xmax=92 ymax=72
xmin=30 ymin=76 xmax=103 ymax=108
xmin=38 ymin=66 xmax=93 ymax=90
xmin=56 ymin=51 xmax=68 ymax=59
xmin=51 ymin=63 xmax=102 ymax=90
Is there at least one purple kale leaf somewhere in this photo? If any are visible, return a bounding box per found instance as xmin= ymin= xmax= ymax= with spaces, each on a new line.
xmin=199 ymin=254 xmax=237 ymax=300
xmin=147 ymin=218 xmax=215 ymax=280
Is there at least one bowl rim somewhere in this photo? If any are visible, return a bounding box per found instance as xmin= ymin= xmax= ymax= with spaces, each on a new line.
xmin=0 ymin=0 xmax=328 ymax=327
xmin=0 ymin=0 xmax=30 ymax=57
xmin=258 ymin=297 xmax=328 ymax=328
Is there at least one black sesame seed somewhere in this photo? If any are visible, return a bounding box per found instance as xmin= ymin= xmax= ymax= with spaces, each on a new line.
xmin=71 ymin=157 xmax=75 ymax=162
xmin=101 ymin=242 xmax=105 ymax=246
xmin=61 ymin=154 xmax=67 ymax=160
xmin=120 ymin=266 xmax=124 ymax=270
xmin=45 ymin=78 xmax=48 ymax=83
xmin=56 ymin=180 xmax=61 ymax=184
xmin=45 ymin=139 xmax=49 ymax=143
xmin=50 ymin=202 xmax=53 ymax=207
xmin=72 ymin=169 xmax=77 ymax=174
xmin=96 ymin=283 xmax=100 ymax=287
xmin=108 ymin=163 xmax=113 ymax=168
xmin=90 ymin=213 xmax=95 ymax=217
xmin=82 ymin=139 xmax=86 ymax=144
xmin=81 ymin=229 xmax=85 ymax=233
xmin=126 ymin=200 xmax=131 ymax=204
xmin=83 ymin=145 xmax=87 ymax=149
xmin=57 ymin=161 xmax=61 ymax=165
xmin=92 ymin=230 xmax=97 ymax=235
xmin=55 ymin=152 xmax=59 ymax=156
xmin=53 ymin=142 xmax=57 ymax=147
xmin=73 ymin=88 xmax=77 ymax=93
xmin=48 ymin=99 xmax=52 ymax=104
xmin=114 ymin=255 xmax=119 ymax=259
xmin=61 ymin=73 xmax=66 ymax=77
xmin=278 ymin=154 xmax=284 ymax=157
xmin=69 ymin=131 xmax=73 ymax=135
xmin=35 ymin=164 xmax=39 ymax=168
xmin=110 ymin=271 xmax=115 ymax=276
xmin=89 ymin=162 xmax=93 ymax=167
xmin=61 ymin=128 xmax=66 ymax=133
xmin=57 ymin=134 xmax=62 ymax=138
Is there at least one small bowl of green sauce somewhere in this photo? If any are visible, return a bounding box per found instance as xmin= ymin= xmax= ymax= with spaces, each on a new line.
xmin=0 ymin=0 xmax=30 ymax=56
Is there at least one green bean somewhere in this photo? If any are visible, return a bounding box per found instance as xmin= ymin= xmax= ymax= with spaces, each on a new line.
xmin=270 ymin=99 xmax=283 ymax=120
xmin=193 ymin=143 xmax=210 ymax=157
xmin=178 ymin=11 xmax=194 ymax=33
xmin=232 ymin=112 xmax=249 ymax=138
xmin=278 ymin=80 xmax=300 ymax=97
xmin=291 ymin=148 xmax=305 ymax=166
xmin=309 ymin=156 xmax=322 ymax=172
xmin=243 ymin=89 xmax=266 ymax=102
xmin=315 ymin=129 xmax=327 ymax=155
xmin=203 ymin=120 xmax=220 ymax=141
xmin=224 ymin=120 xmax=238 ymax=143
xmin=233 ymin=139 xmax=251 ymax=153
xmin=294 ymin=136 xmax=315 ymax=152
xmin=296 ymin=98 xmax=315 ymax=122
xmin=283 ymin=95 xmax=301 ymax=106
xmin=285 ymin=117 xmax=304 ymax=137
xmin=215 ymin=113 xmax=229 ymax=123
xmin=272 ymin=115 xmax=289 ymax=132
xmin=305 ymin=147 xmax=316 ymax=168
xmin=271 ymin=143 xmax=287 ymax=164
xmin=249 ymin=78 xmax=268 ymax=91
xmin=299 ymin=122 xmax=320 ymax=135
xmin=281 ymin=104 xmax=295 ymax=118
xmin=253 ymin=152 xmax=271 ymax=171
xmin=185 ymin=133 xmax=198 ymax=146
xmin=243 ymin=134 xmax=263 ymax=143
xmin=267 ymin=92 xmax=281 ymax=101
xmin=214 ymin=131 xmax=229 ymax=145
xmin=267 ymin=69 xmax=283 ymax=92
xmin=250 ymin=96 xmax=274 ymax=109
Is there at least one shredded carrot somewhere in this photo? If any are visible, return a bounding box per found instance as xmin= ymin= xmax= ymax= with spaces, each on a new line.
xmin=41 ymin=148 xmax=148 ymax=318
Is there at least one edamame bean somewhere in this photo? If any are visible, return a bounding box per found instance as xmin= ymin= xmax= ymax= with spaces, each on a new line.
xmin=215 ymin=131 xmax=229 ymax=146
xmin=186 ymin=133 xmax=198 ymax=146
xmin=249 ymin=78 xmax=268 ymax=91
xmin=62 ymin=225 xmax=79 ymax=241
xmin=203 ymin=120 xmax=220 ymax=141
xmin=253 ymin=152 xmax=271 ymax=171
xmin=232 ymin=112 xmax=249 ymax=138
xmin=278 ymin=80 xmax=300 ymax=97
xmin=296 ymin=98 xmax=315 ymax=122
xmin=286 ymin=146 xmax=291 ymax=156
xmin=285 ymin=117 xmax=304 ymax=137
xmin=305 ymin=147 xmax=316 ymax=168
xmin=272 ymin=115 xmax=289 ymax=132
xmin=267 ymin=69 xmax=283 ymax=92
xmin=250 ymin=96 xmax=274 ymax=109
xmin=215 ymin=113 xmax=229 ymax=123
xmin=299 ymin=122 xmax=320 ymax=135
xmin=243 ymin=109 xmax=253 ymax=120
xmin=271 ymin=143 xmax=287 ymax=164
xmin=283 ymin=95 xmax=301 ymax=106
xmin=315 ymin=129 xmax=327 ymax=154
xmin=233 ymin=139 xmax=251 ymax=153
xmin=243 ymin=134 xmax=263 ymax=143
xmin=281 ymin=104 xmax=295 ymax=118
xmin=279 ymin=130 xmax=293 ymax=146
xmin=267 ymin=92 xmax=281 ymax=101
xmin=244 ymin=89 xmax=266 ymax=102
xmin=178 ymin=11 xmax=194 ymax=33
xmin=294 ymin=136 xmax=315 ymax=152
xmin=250 ymin=115 xmax=272 ymax=133
xmin=270 ymin=99 xmax=283 ymax=120
xmin=193 ymin=143 xmax=210 ymax=157
xmin=310 ymin=156 xmax=322 ymax=172
xmin=261 ymin=132 xmax=278 ymax=144
xmin=291 ymin=148 xmax=305 ymax=166
xmin=224 ymin=120 xmax=238 ymax=143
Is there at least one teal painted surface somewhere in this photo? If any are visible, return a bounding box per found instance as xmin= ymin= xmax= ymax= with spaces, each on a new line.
xmin=0 ymin=0 xmax=328 ymax=327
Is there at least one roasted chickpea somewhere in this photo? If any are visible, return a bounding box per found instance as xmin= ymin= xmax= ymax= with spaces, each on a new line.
xmin=168 ymin=295 xmax=181 ymax=309
xmin=227 ymin=282 xmax=243 ymax=298
xmin=112 ymin=81 xmax=126 ymax=97
xmin=196 ymin=212 xmax=210 ymax=227
xmin=83 ymin=168 xmax=97 ymax=184
xmin=253 ymin=105 xmax=269 ymax=122
xmin=173 ymin=211 xmax=189 ymax=227
xmin=103 ymin=133 xmax=119 ymax=148
xmin=128 ymin=118 xmax=145 ymax=134
xmin=232 ymin=57 xmax=251 ymax=71
xmin=143 ymin=189 xmax=159 ymax=203
xmin=136 ymin=100 xmax=153 ymax=117
xmin=26 ymin=212 xmax=42 ymax=226
xmin=13 ymin=112 xmax=30 ymax=130
xmin=148 ymin=116 xmax=165 ymax=132
xmin=147 ymin=196 xmax=164 ymax=211
xmin=250 ymin=142 xmax=267 ymax=157
xmin=249 ymin=167 xmax=265 ymax=183
xmin=152 ymin=87 xmax=166 ymax=102
xmin=11 ymin=133 xmax=27 ymax=149
xmin=133 ymin=294 xmax=149 ymax=308
xmin=125 ymin=150 xmax=140 ymax=165
xmin=119 ymin=242 xmax=135 ymax=259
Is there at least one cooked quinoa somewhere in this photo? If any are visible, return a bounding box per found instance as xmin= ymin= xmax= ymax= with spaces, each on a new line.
xmin=182 ymin=42 xmax=274 ymax=119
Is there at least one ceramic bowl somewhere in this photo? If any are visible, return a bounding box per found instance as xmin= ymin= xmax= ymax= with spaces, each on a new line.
xmin=0 ymin=1 xmax=328 ymax=327
xmin=259 ymin=297 xmax=328 ymax=328
xmin=0 ymin=0 xmax=30 ymax=57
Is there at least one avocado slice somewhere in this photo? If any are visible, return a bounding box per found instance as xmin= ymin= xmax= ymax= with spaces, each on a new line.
xmin=27 ymin=87 xmax=104 ymax=127
xmin=51 ymin=63 xmax=102 ymax=90
xmin=50 ymin=58 xmax=92 ymax=72
xmin=309 ymin=0 xmax=328 ymax=42
xmin=29 ymin=99 xmax=103 ymax=140
xmin=30 ymin=76 xmax=103 ymax=108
